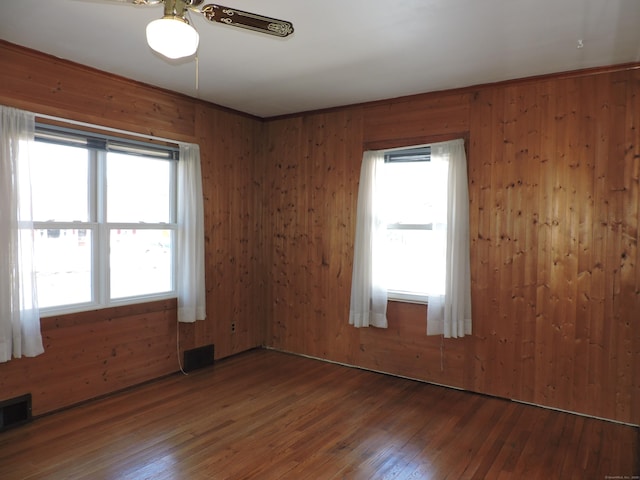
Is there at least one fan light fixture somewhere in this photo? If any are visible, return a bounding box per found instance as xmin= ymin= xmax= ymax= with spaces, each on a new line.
xmin=146 ymin=17 xmax=199 ymax=59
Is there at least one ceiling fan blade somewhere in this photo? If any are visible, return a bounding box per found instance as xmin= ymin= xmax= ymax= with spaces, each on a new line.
xmin=196 ymin=4 xmax=294 ymax=37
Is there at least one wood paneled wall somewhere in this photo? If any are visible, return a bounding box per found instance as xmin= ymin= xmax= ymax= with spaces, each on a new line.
xmin=0 ymin=301 xmax=178 ymax=414
xmin=262 ymin=69 xmax=640 ymax=425
xmin=0 ymin=42 xmax=263 ymax=415
xmin=467 ymin=71 xmax=640 ymax=424
xmin=181 ymin=103 xmax=265 ymax=360
xmin=1 ymin=41 xmax=638 ymax=425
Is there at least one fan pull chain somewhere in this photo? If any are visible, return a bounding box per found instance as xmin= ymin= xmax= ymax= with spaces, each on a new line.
xmin=195 ymin=51 xmax=200 ymax=95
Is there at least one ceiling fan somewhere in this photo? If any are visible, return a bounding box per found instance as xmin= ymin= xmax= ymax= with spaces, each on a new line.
xmin=103 ymin=0 xmax=294 ymax=59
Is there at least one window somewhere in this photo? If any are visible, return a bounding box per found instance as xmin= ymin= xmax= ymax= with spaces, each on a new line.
xmin=349 ymin=139 xmax=471 ymax=336
xmin=30 ymin=125 xmax=178 ymax=315
xmin=381 ymin=146 xmax=448 ymax=303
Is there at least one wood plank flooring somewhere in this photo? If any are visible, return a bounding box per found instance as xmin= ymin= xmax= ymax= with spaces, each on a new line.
xmin=0 ymin=349 xmax=637 ymax=479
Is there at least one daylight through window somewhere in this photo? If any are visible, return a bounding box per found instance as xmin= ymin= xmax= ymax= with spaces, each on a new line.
xmin=30 ymin=125 xmax=178 ymax=315
xmin=382 ymin=146 xmax=448 ymax=303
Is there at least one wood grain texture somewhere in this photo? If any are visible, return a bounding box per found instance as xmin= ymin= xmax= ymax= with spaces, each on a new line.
xmin=363 ymin=90 xmax=471 ymax=145
xmin=0 ymin=40 xmax=638 ymax=425
xmin=467 ymin=70 xmax=640 ymax=424
xmin=187 ymin=103 xmax=265 ymax=359
xmin=261 ymin=110 xmax=364 ymax=362
xmin=0 ymin=350 xmax=636 ymax=479
xmin=262 ymin=67 xmax=640 ymax=425
xmin=0 ymin=300 xmax=178 ymax=415
xmin=0 ymin=42 xmax=263 ymax=415
xmin=0 ymin=42 xmax=196 ymax=142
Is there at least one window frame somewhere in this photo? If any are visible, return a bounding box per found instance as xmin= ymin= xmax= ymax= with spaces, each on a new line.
xmin=381 ymin=144 xmax=444 ymax=304
xmin=32 ymin=124 xmax=179 ymax=317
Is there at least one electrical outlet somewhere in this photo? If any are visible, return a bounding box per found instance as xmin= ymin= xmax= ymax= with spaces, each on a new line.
xmin=231 ymin=322 xmax=236 ymax=333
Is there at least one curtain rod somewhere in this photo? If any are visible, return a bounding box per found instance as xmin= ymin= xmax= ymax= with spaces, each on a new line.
xmin=34 ymin=112 xmax=185 ymax=147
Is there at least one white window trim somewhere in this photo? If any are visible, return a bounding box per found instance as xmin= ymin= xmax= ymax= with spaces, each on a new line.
xmin=387 ymin=290 xmax=428 ymax=304
xmin=386 ymin=223 xmax=432 ymax=304
xmin=33 ymin=123 xmax=179 ymax=317
xmin=382 ymin=145 xmax=443 ymax=304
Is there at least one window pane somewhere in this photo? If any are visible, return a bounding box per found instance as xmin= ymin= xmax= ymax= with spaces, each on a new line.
xmin=34 ymin=228 xmax=92 ymax=308
xmin=31 ymin=142 xmax=89 ymax=222
xmin=110 ymin=229 xmax=172 ymax=299
xmin=107 ymin=153 xmax=172 ymax=223
xmin=383 ymin=161 xmax=447 ymax=225
xmin=382 ymin=157 xmax=449 ymax=297
xmin=386 ymin=229 xmax=446 ymax=295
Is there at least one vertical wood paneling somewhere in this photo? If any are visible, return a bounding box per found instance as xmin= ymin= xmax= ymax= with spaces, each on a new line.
xmin=608 ymin=72 xmax=637 ymax=422
xmin=0 ymin=300 xmax=177 ymax=415
xmin=263 ymin=110 xmax=362 ymax=362
xmin=551 ymin=77 xmax=577 ymax=412
xmin=467 ymin=71 xmax=639 ymax=423
xmin=514 ymin=82 xmax=539 ymax=403
xmin=0 ymin=41 xmax=638 ymax=425
xmin=190 ymin=104 xmax=264 ymax=360
xmin=261 ymin=116 xmax=304 ymax=352
xmin=0 ymin=43 xmax=196 ymax=141
xmin=493 ymin=84 xmax=515 ymax=399
xmin=573 ymin=75 xmax=597 ymax=418
xmin=467 ymin=88 xmax=494 ymax=392
xmin=363 ymin=92 xmax=471 ymax=144
xmin=626 ymin=73 xmax=640 ymax=425
xmin=0 ymin=42 xmax=262 ymax=415
xmin=588 ymin=73 xmax=613 ymax=418
xmin=263 ymin=68 xmax=640 ymax=425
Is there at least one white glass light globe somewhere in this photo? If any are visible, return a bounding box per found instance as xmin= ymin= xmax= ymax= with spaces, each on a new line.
xmin=146 ymin=18 xmax=199 ymax=59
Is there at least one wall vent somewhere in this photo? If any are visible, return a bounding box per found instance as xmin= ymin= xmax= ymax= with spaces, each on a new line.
xmin=0 ymin=394 xmax=32 ymax=431
xmin=183 ymin=344 xmax=215 ymax=372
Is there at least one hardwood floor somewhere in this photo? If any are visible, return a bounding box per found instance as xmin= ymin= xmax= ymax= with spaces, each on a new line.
xmin=1 ymin=349 xmax=637 ymax=479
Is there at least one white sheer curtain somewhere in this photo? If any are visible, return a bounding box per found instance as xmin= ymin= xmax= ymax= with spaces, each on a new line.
xmin=426 ymin=139 xmax=472 ymax=338
xmin=0 ymin=106 xmax=44 ymax=362
xmin=348 ymin=151 xmax=388 ymax=328
xmin=176 ymin=143 xmax=206 ymax=323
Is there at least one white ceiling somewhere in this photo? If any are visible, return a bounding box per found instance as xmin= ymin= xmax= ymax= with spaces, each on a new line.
xmin=2 ymin=0 xmax=639 ymax=118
